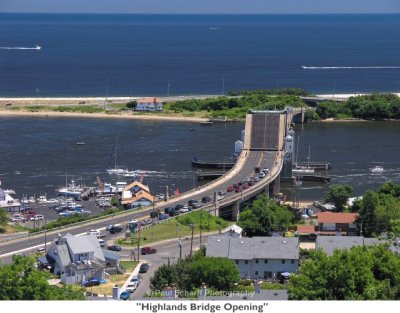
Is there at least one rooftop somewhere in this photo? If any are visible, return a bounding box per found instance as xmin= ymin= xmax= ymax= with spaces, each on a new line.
xmin=137 ymin=97 xmax=161 ymax=104
xmin=317 ymin=212 xmax=358 ymax=224
xmin=206 ymin=236 xmax=299 ymax=260
xmin=316 ymin=236 xmax=385 ymax=256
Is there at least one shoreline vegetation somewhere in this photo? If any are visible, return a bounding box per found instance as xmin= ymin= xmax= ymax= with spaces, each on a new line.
xmin=1 ymin=89 xmax=400 ymax=123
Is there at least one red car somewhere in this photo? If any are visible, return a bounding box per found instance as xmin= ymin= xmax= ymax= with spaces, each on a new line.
xmin=243 ymin=184 xmax=249 ymax=189
xmin=141 ymin=247 xmax=157 ymax=255
xmin=235 ymin=187 xmax=242 ymax=193
xmin=227 ymin=186 xmax=234 ymax=192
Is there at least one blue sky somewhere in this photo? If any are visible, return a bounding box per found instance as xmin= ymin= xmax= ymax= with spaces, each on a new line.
xmin=0 ymin=0 xmax=399 ymax=14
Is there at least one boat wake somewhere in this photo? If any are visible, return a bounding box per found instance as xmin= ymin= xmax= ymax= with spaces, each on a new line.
xmin=302 ymin=65 xmax=400 ymax=70
xmin=0 ymin=45 xmax=41 ymax=50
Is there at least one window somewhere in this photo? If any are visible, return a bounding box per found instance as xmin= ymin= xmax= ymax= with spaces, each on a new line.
xmin=255 ymin=271 xmax=259 ymax=275
xmin=282 ymin=260 xmax=286 ymax=264
xmin=235 ymin=260 xmax=239 ymax=264
xmin=264 ymin=271 xmax=272 ymax=279
xmin=255 ymin=259 xmax=259 ymax=264
xmin=245 ymin=260 xmax=248 ymax=264
xmin=264 ymin=260 xmax=268 ymax=264
xmin=291 ymin=260 xmax=295 ymax=264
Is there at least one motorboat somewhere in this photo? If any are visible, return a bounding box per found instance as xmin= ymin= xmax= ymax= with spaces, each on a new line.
xmin=370 ymin=166 xmax=384 ymax=173
xmin=38 ymin=195 xmax=47 ymax=204
xmin=58 ymin=179 xmax=83 ymax=199
xmin=35 ymin=45 xmax=41 ymax=50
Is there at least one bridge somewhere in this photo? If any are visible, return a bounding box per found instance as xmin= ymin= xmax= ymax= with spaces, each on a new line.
xmin=0 ymin=108 xmax=302 ymax=261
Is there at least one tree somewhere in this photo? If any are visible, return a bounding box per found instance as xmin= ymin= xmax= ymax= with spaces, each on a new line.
xmin=323 ymin=184 xmax=353 ymax=212
xmin=356 ymin=190 xmax=378 ymax=237
xmin=288 ymin=245 xmax=400 ymax=300
xmin=238 ymin=195 xmax=293 ymax=236
xmin=126 ymin=100 xmax=137 ymax=109
xmin=181 ymin=257 xmax=239 ymax=292
xmin=150 ymin=263 xmax=181 ymax=292
xmin=0 ymin=255 xmax=86 ymax=300
xmin=0 ymin=208 xmax=8 ymax=226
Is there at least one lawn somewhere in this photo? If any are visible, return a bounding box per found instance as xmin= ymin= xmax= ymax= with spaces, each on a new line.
xmin=116 ymin=210 xmax=231 ymax=246
xmin=120 ymin=260 xmax=139 ymax=272
xmin=85 ymin=273 xmax=129 ymax=296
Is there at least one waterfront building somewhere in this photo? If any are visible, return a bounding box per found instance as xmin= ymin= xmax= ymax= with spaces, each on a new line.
xmin=206 ymin=236 xmax=299 ymax=280
xmin=121 ymin=181 xmax=155 ymax=208
xmin=135 ymin=97 xmax=163 ymax=111
xmin=0 ymin=187 xmax=21 ymax=213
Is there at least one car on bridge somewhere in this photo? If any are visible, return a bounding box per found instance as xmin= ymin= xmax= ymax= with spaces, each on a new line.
xmin=202 ymin=196 xmax=211 ymax=203
xmin=227 ymin=186 xmax=234 ymax=192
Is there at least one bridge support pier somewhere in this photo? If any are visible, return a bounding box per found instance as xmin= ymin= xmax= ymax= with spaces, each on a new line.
xmin=165 ymin=186 xmax=169 ymax=201
xmin=272 ymin=176 xmax=281 ymax=197
xmin=232 ymin=201 xmax=240 ymax=222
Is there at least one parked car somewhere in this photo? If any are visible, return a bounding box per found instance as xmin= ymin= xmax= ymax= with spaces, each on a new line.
xmin=180 ymin=206 xmax=190 ymax=213
xmin=108 ymin=245 xmax=122 ymax=251
xmin=109 ymin=226 xmax=123 ymax=234
xmin=97 ymin=239 xmax=105 ymax=247
xmin=83 ymin=279 xmax=100 ymax=287
xmin=191 ymin=203 xmax=202 ymax=209
xmin=201 ymin=196 xmax=211 ymax=203
xmin=169 ymin=208 xmax=180 ymax=216
xmin=254 ymin=166 xmax=261 ymax=173
xmin=126 ymin=283 xmax=137 ymax=293
xmin=150 ymin=211 xmax=159 ymax=218
xmin=227 ymin=186 xmax=234 ymax=192
xmin=119 ymin=290 xmax=130 ymax=300
xmin=130 ymin=276 xmax=139 ymax=288
xmin=141 ymin=247 xmax=157 ymax=255
xmin=139 ymin=263 xmax=150 ymax=273
xmin=30 ymin=214 xmax=44 ymax=221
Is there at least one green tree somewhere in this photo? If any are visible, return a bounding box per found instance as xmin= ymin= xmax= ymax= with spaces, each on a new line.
xmin=0 ymin=208 xmax=8 ymax=226
xmin=238 ymin=194 xmax=293 ymax=236
xmin=126 ymin=100 xmax=137 ymax=109
xmin=323 ymin=184 xmax=353 ymax=212
xmin=150 ymin=263 xmax=181 ymax=292
xmin=182 ymin=257 xmax=239 ymax=292
xmin=356 ymin=190 xmax=379 ymax=237
xmin=0 ymin=255 xmax=85 ymax=300
xmin=288 ymin=245 xmax=400 ymax=300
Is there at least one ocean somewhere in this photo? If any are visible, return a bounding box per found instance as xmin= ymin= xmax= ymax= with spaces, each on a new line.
xmin=0 ymin=13 xmax=400 ymax=97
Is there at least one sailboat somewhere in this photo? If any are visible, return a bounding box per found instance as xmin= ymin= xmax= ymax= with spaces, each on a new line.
xmin=106 ymin=143 xmax=127 ymax=174
xmin=293 ymin=145 xmax=315 ymax=174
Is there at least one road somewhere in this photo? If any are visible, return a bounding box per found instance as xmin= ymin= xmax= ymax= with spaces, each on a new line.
xmin=129 ymin=233 xmax=214 ymax=300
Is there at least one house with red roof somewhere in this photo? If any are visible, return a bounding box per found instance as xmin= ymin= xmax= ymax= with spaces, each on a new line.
xmin=317 ymin=212 xmax=358 ymax=236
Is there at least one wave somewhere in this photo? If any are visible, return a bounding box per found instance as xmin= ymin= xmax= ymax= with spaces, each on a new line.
xmin=302 ymin=65 xmax=400 ymax=70
xmin=0 ymin=45 xmax=41 ymax=50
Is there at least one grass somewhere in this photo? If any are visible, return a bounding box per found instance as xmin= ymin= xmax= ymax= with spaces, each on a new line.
xmin=86 ymin=273 xmax=129 ymax=296
xmin=52 ymin=105 xmax=104 ymax=113
xmin=116 ymin=210 xmax=231 ymax=246
xmin=120 ymin=261 xmax=139 ymax=272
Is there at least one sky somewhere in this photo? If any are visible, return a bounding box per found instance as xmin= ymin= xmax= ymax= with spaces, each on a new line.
xmin=0 ymin=0 xmax=399 ymax=14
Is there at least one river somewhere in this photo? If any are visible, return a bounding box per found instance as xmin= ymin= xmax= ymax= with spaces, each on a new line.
xmin=0 ymin=117 xmax=399 ymax=201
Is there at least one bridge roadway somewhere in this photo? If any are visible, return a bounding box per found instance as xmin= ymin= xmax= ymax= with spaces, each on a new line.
xmin=0 ymin=111 xmax=289 ymax=261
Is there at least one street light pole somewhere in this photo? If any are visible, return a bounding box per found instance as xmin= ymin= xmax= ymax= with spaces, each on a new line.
xmin=137 ymin=223 xmax=141 ymax=262
xmin=178 ymin=237 xmax=182 ymax=261
xmin=189 ymin=224 xmax=194 ymax=257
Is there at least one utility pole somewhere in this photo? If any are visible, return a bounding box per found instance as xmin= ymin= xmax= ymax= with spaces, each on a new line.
xmin=189 ymin=223 xmax=195 ymax=257
xmin=167 ymin=79 xmax=170 ymax=97
xmin=152 ymin=201 xmax=156 ymax=226
xmin=44 ymin=219 xmax=47 ymax=253
xmin=199 ymin=210 xmax=203 ymax=246
xmin=137 ymin=223 xmax=141 ymax=262
xmin=178 ymin=237 xmax=182 ymax=261
xmin=162 ymin=256 xmax=176 ymax=267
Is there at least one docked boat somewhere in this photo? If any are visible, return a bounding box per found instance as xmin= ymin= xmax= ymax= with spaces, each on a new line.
xmin=370 ymin=166 xmax=384 ymax=173
xmin=106 ymin=144 xmax=127 ymax=174
xmin=293 ymin=167 xmax=315 ymax=174
xmin=38 ymin=195 xmax=47 ymax=204
xmin=116 ymin=181 xmax=127 ymax=193
xmin=58 ymin=179 xmax=83 ymax=199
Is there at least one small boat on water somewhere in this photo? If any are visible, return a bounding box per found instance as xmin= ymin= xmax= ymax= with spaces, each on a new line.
xmin=200 ymin=121 xmax=214 ymax=126
xmin=370 ymin=166 xmax=384 ymax=173
xmin=76 ymin=142 xmax=86 ymax=145
xmin=293 ymin=167 xmax=315 ymax=174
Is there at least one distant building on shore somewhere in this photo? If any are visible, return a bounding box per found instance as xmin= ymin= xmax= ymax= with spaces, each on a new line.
xmin=135 ymin=97 xmax=163 ymax=111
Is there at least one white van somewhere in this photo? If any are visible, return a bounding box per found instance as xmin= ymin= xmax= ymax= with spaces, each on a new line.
xmin=97 ymin=239 xmax=105 ymax=247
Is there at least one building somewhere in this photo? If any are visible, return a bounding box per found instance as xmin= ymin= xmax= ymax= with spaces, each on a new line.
xmin=316 ymin=236 xmax=386 ymax=256
xmin=121 ymin=181 xmax=155 ymax=208
xmin=206 ymin=236 xmax=299 ymax=280
xmin=42 ymin=233 xmax=120 ymax=285
xmin=317 ymin=212 xmax=358 ymax=236
xmin=135 ymin=97 xmax=163 ymax=111
xmin=221 ymin=224 xmax=243 ymax=238
xmin=0 ymin=187 xmax=21 ymax=213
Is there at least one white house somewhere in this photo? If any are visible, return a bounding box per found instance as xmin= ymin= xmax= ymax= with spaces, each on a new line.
xmin=135 ymin=97 xmax=163 ymax=111
xmin=44 ymin=233 xmax=120 ymax=285
xmin=121 ymin=181 xmax=154 ymax=209
xmin=206 ymin=236 xmax=299 ymax=280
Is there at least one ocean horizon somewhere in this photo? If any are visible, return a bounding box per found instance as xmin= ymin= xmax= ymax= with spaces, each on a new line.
xmin=1 ymin=13 xmax=399 ymax=97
